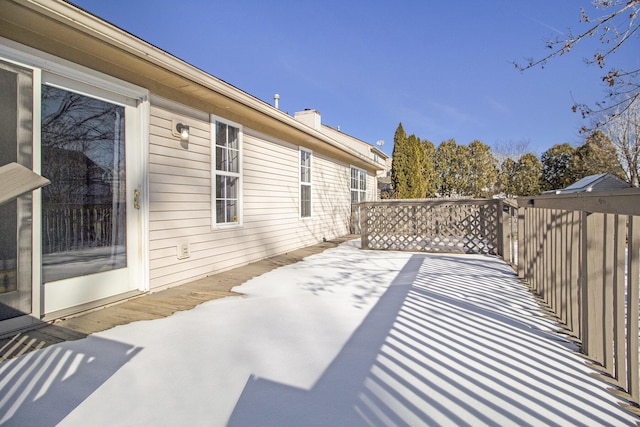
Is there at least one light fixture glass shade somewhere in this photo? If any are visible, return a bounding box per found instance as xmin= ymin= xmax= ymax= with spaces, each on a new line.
xmin=176 ymin=123 xmax=189 ymax=142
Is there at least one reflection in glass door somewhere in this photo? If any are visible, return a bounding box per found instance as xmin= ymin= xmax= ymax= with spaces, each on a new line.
xmin=41 ymin=85 xmax=127 ymax=283
xmin=0 ymin=60 xmax=33 ymax=322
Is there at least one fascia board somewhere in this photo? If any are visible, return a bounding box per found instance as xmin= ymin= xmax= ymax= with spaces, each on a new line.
xmin=14 ymin=0 xmax=380 ymax=171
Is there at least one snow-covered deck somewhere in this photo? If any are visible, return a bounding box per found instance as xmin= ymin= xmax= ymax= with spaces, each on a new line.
xmin=1 ymin=239 xmax=638 ymax=426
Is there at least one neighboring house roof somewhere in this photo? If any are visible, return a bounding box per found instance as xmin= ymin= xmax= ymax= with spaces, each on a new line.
xmin=0 ymin=0 xmax=382 ymax=173
xmin=547 ymin=173 xmax=630 ymax=194
xmin=293 ymin=109 xmax=389 ymax=170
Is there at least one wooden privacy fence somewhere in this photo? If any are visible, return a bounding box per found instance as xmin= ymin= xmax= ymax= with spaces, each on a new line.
xmin=352 ymin=199 xmax=517 ymax=262
xmin=518 ymin=188 xmax=640 ymax=404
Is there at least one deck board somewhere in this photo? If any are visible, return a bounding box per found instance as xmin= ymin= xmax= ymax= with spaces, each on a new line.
xmin=0 ymin=235 xmax=356 ymax=362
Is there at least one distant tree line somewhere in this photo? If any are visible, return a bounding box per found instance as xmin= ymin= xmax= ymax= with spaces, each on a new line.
xmin=393 ymin=1 xmax=640 ymax=201
xmin=388 ymin=121 xmax=636 ymax=199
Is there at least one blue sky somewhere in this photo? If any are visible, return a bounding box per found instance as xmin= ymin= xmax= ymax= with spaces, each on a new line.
xmin=70 ymin=0 xmax=637 ymax=157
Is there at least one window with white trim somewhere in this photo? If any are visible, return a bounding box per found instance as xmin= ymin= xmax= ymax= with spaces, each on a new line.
xmin=351 ymin=167 xmax=367 ymax=203
xmin=213 ymin=118 xmax=242 ymax=226
xmin=300 ymin=148 xmax=312 ymax=218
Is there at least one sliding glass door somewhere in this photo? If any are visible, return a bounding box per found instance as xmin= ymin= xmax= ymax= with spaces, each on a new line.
xmin=0 ymin=48 xmax=146 ymax=328
xmin=40 ymin=74 xmax=142 ymax=316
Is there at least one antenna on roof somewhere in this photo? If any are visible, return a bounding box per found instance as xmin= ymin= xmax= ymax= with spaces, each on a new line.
xmin=274 ymin=94 xmax=280 ymax=109
xmin=376 ymin=140 xmax=384 ymax=147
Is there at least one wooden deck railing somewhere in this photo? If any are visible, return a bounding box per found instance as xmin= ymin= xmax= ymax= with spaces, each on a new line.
xmin=353 ymin=192 xmax=640 ymax=403
xmin=517 ymin=188 xmax=640 ymax=403
xmin=352 ymin=199 xmax=518 ymax=262
xmin=42 ymin=204 xmax=119 ymax=254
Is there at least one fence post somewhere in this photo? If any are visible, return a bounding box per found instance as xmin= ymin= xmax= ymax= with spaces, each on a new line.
xmin=579 ymin=211 xmax=589 ymax=357
xmin=350 ymin=203 xmax=359 ymax=234
xmin=497 ymin=200 xmax=505 ymax=261
xmin=627 ymin=216 xmax=640 ymax=402
xmin=509 ymin=205 xmax=516 ymax=265
xmin=613 ymin=214 xmax=627 ymax=384
xmin=517 ymin=206 xmax=526 ymax=279
xmin=582 ymin=211 xmax=606 ymax=365
xmin=602 ymin=214 xmax=614 ymax=376
xmin=544 ymin=208 xmax=552 ymax=308
xmin=360 ymin=203 xmax=368 ymax=250
xmin=557 ymin=210 xmax=566 ymax=324
xmin=569 ymin=210 xmax=581 ymax=339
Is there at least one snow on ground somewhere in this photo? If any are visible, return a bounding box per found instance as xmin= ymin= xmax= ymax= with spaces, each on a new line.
xmin=0 ymin=240 xmax=638 ymax=426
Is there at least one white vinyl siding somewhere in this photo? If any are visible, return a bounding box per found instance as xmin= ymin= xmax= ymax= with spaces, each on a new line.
xmin=147 ymin=98 xmax=358 ymax=291
xmin=312 ymin=153 xmax=353 ymax=236
xmin=367 ymin=173 xmax=377 ymax=201
xmin=147 ymin=98 xmax=212 ymax=288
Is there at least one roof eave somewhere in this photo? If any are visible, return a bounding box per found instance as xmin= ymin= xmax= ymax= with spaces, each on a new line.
xmin=0 ymin=0 xmax=381 ymax=172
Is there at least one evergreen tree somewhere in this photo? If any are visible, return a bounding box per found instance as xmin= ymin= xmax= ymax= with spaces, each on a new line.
xmin=405 ymin=134 xmax=426 ymax=198
xmin=540 ymin=143 xmax=576 ymax=191
xmin=569 ymin=130 xmax=626 ymax=181
xmin=390 ymin=124 xmax=427 ymax=199
xmin=435 ymin=139 xmax=458 ymax=197
xmin=456 ymin=144 xmax=472 ymax=196
xmin=514 ymin=153 xmax=543 ymax=196
xmin=468 ymin=140 xmax=497 ymax=197
xmin=391 ymin=123 xmax=409 ymax=198
xmin=422 ymin=139 xmax=438 ymax=198
xmin=498 ymin=157 xmax=519 ymax=197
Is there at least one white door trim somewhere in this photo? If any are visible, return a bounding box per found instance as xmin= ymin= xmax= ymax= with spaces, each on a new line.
xmin=0 ymin=39 xmax=149 ymax=320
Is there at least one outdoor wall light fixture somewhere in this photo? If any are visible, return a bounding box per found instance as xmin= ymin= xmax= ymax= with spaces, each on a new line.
xmin=176 ymin=123 xmax=190 ymax=142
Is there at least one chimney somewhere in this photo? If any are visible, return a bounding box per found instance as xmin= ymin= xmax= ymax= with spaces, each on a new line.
xmin=294 ymin=109 xmax=321 ymax=131
xmin=274 ymin=93 xmax=280 ymax=109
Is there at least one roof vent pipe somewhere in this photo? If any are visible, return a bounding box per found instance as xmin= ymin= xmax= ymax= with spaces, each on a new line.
xmin=274 ymin=94 xmax=280 ymax=109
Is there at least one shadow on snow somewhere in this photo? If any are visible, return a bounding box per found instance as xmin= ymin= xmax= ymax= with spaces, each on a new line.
xmin=229 ymin=253 xmax=635 ymax=426
xmin=0 ymin=335 xmax=141 ymax=426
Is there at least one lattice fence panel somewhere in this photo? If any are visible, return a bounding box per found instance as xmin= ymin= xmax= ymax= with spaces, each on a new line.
xmin=361 ymin=201 xmax=499 ymax=254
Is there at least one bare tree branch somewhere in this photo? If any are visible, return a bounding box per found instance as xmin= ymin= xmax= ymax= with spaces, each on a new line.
xmin=515 ymin=0 xmax=640 ymax=123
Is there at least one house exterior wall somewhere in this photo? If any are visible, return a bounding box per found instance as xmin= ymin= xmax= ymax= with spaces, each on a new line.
xmin=293 ymin=110 xmax=388 ymax=179
xmin=315 ymin=127 xmax=384 ymax=201
xmin=320 ymin=125 xmax=384 ymax=167
xmin=367 ymin=174 xmax=377 ymax=201
xmin=0 ymin=1 xmax=384 ymax=330
xmin=147 ymin=97 xmax=356 ymax=291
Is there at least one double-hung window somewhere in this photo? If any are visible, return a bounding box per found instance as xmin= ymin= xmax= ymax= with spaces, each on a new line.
xmin=300 ymin=148 xmax=312 ymax=218
xmin=350 ymin=167 xmax=367 ymax=203
xmin=213 ymin=118 xmax=242 ymax=226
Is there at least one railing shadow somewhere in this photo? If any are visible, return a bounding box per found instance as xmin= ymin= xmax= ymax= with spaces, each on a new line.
xmin=0 ymin=334 xmax=141 ymax=426
xmin=228 ymin=255 xmax=424 ymax=426
xmin=229 ymin=253 xmax=637 ymax=426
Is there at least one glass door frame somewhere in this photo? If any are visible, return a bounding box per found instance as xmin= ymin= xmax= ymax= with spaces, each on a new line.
xmin=0 ymin=38 xmax=149 ymax=328
xmin=0 ymin=58 xmax=38 ymax=334
xmin=39 ymin=73 xmax=148 ymax=320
